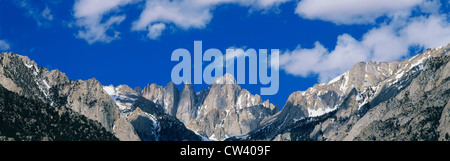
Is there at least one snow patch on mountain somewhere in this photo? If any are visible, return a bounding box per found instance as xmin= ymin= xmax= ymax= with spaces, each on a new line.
xmin=308 ymin=106 xmax=337 ymax=117
xmin=103 ymin=85 xmax=138 ymax=111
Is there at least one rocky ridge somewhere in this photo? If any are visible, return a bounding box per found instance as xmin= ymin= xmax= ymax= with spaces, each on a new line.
xmin=141 ymin=73 xmax=278 ymax=140
xmin=228 ymin=44 xmax=450 ymax=141
xmin=0 ymin=84 xmax=118 ymax=141
xmin=0 ymin=52 xmax=138 ymax=140
xmin=103 ymin=84 xmax=203 ymax=141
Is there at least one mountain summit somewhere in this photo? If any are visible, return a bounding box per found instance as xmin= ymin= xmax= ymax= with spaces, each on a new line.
xmin=141 ymin=73 xmax=278 ymax=140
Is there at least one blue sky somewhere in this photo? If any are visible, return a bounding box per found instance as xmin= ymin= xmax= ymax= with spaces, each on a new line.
xmin=1 ymin=0 xmax=449 ymax=109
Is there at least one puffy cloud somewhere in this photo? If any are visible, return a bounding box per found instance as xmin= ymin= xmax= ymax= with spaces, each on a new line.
xmin=295 ymin=0 xmax=424 ymax=24
xmin=401 ymin=15 xmax=450 ymax=48
xmin=279 ymin=35 xmax=369 ymax=83
xmin=279 ymin=14 xmax=450 ymax=83
xmin=132 ymin=0 xmax=213 ymax=31
xmin=73 ymin=0 xmax=137 ymax=18
xmin=418 ymin=0 xmax=442 ymax=14
xmin=0 ymin=40 xmax=11 ymax=51
xmin=132 ymin=0 xmax=291 ymax=39
xmin=72 ymin=0 xmax=290 ymax=43
xmin=238 ymin=0 xmax=291 ymax=9
xmin=75 ymin=15 xmax=126 ymax=44
xmin=361 ymin=25 xmax=409 ymax=62
xmin=147 ymin=23 xmax=166 ymax=40
xmin=72 ymin=0 xmax=138 ymax=44
xmin=278 ymin=42 xmax=328 ymax=77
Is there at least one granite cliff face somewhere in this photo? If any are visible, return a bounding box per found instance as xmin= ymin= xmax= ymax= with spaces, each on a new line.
xmin=141 ymin=73 xmax=278 ymax=140
xmin=141 ymin=82 xmax=180 ymax=116
xmin=103 ymin=85 xmax=203 ymax=141
xmin=228 ymin=44 xmax=450 ymax=141
xmin=188 ymin=74 xmax=278 ymax=140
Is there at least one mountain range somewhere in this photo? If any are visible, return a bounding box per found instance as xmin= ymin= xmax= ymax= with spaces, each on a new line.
xmin=0 ymin=44 xmax=449 ymax=141
xmin=229 ymin=44 xmax=450 ymax=141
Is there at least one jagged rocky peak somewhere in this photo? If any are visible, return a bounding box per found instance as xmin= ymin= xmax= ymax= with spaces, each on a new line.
xmin=136 ymin=73 xmax=277 ymax=141
xmin=102 ymin=84 xmax=146 ymax=113
xmin=212 ymin=73 xmax=238 ymax=85
xmin=117 ymin=84 xmax=138 ymax=94
xmin=102 ymin=83 xmax=205 ymax=141
xmin=104 ymin=84 xmax=137 ymax=95
xmin=285 ymin=44 xmax=449 ymax=119
xmin=0 ymin=52 xmax=67 ymax=102
xmin=142 ymin=83 xmax=165 ymax=104
xmin=263 ymin=99 xmax=277 ymax=111
xmin=176 ymin=82 xmax=197 ymax=125
xmin=163 ymin=81 xmax=180 ymax=116
xmin=140 ymin=81 xmax=180 ymax=115
xmin=134 ymin=86 xmax=142 ymax=95
xmin=202 ymin=74 xmax=241 ymax=110
xmin=236 ymin=89 xmax=277 ymax=111
xmin=184 ymin=73 xmax=277 ymax=141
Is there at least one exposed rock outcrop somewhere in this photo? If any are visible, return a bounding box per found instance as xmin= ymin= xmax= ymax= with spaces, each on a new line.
xmin=103 ymin=85 xmax=203 ymax=141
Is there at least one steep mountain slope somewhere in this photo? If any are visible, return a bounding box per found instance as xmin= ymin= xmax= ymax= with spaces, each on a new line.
xmin=141 ymin=82 xmax=180 ymax=116
xmin=228 ymin=44 xmax=450 ymax=141
xmin=103 ymin=85 xmax=204 ymax=141
xmin=0 ymin=84 xmax=118 ymax=141
xmin=188 ymin=74 xmax=278 ymax=140
xmin=141 ymin=73 xmax=278 ymax=140
xmin=0 ymin=52 xmax=138 ymax=141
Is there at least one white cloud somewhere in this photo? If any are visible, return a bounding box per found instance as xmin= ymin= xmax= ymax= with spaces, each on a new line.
xmin=72 ymin=0 xmax=138 ymax=44
xmin=75 ymin=15 xmax=126 ymax=44
xmin=401 ymin=15 xmax=450 ymax=48
xmin=295 ymin=0 xmax=424 ymax=24
xmin=147 ymin=23 xmax=166 ymax=40
xmin=238 ymin=0 xmax=291 ymax=9
xmin=132 ymin=0 xmax=213 ymax=31
xmin=317 ymin=34 xmax=370 ymax=82
xmin=225 ymin=47 xmax=247 ymax=60
xmin=73 ymin=0 xmax=137 ymax=18
xmin=132 ymin=0 xmax=291 ymax=39
xmin=222 ymin=47 xmax=248 ymax=68
xmin=0 ymin=40 xmax=11 ymax=51
xmin=279 ymin=42 xmax=328 ymax=77
xmin=279 ymin=36 xmax=369 ymax=82
xmin=361 ymin=25 xmax=408 ymax=62
xmin=71 ymin=0 xmax=290 ymax=43
xmin=279 ymin=13 xmax=450 ymax=83
xmin=419 ymin=0 xmax=442 ymax=14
